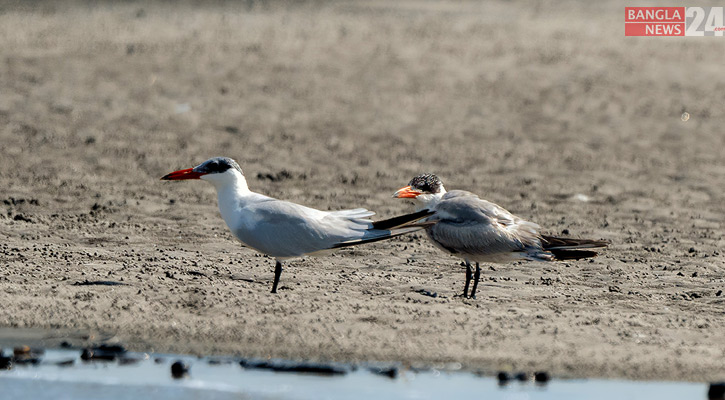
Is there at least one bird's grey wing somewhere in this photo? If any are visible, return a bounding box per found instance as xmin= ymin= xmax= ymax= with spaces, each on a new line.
xmin=428 ymin=194 xmax=543 ymax=260
xmin=234 ymin=199 xmax=375 ymax=258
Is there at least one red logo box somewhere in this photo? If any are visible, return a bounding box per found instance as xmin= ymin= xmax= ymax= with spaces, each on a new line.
xmin=625 ymin=7 xmax=685 ymax=22
xmin=625 ymin=7 xmax=685 ymax=36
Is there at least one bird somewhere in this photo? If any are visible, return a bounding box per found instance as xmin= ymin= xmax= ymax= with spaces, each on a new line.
xmin=393 ymin=173 xmax=609 ymax=299
xmin=161 ymin=157 xmax=432 ymax=293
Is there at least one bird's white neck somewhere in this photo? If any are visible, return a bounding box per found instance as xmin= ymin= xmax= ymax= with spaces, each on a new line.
xmin=415 ymin=187 xmax=447 ymax=211
xmin=201 ymin=169 xmax=253 ymax=229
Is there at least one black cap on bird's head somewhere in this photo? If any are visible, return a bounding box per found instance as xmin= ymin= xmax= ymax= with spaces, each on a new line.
xmin=393 ymin=173 xmax=444 ymax=198
xmin=161 ymin=157 xmax=243 ymax=180
xmin=193 ymin=157 xmax=243 ymax=175
xmin=408 ymin=174 xmax=443 ymax=194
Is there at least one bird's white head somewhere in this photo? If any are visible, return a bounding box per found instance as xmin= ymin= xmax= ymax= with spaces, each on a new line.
xmin=161 ymin=157 xmax=247 ymax=191
xmin=392 ymin=173 xmax=446 ymax=210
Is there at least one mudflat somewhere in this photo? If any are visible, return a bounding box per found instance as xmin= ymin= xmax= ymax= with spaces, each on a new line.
xmin=1 ymin=1 xmax=723 ymax=382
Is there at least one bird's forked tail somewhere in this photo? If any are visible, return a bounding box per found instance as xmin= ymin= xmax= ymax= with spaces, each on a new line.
xmin=541 ymin=235 xmax=610 ymax=261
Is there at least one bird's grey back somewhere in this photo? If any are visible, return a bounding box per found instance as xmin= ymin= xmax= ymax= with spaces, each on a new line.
xmin=426 ymin=190 xmax=547 ymax=262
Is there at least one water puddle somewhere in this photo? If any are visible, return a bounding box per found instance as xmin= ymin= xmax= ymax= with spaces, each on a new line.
xmin=0 ymin=347 xmax=714 ymax=400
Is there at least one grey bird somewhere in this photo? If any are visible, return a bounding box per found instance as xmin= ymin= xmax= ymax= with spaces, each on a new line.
xmin=393 ymin=174 xmax=609 ymax=298
xmin=162 ymin=157 xmax=432 ymax=293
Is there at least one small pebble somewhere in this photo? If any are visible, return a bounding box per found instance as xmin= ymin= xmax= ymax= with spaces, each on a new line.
xmin=514 ymin=372 xmax=529 ymax=382
xmin=80 ymin=344 xmax=126 ymax=361
xmin=0 ymin=356 xmax=12 ymax=370
xmin=171 ymin=360 xmax=189 ymax=379
xmin=81 ymin=348 xmax=93 ymax=361
xmin=12 ymin=345 xmax=43 ymax=364
xmin=709 ymin=382 xmax=725 ymax=400
xmin=13 ymin=345 xmax=31 ymax=357
xmin=368 ymin=365 xmax=398 ymax=379
xmin=497 ymin=371 xmax=511 ymax=384
xmin=534 ymin=371 xmax=550 ymax=383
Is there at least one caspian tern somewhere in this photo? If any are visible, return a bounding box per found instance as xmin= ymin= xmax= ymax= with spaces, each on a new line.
xmin=393 ymin=174 xmax=609 ymax=299
xmin=161 ymin=157 xmax=432 ymax=293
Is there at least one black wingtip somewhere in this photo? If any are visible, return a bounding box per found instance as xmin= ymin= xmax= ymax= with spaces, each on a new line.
xmin=550 ymin=249 xmax=600 ymax=260
xmin=541 ymin=235 xmax=610 ymax=250
xmin=371 ymin=209 xmax=434 ymax=231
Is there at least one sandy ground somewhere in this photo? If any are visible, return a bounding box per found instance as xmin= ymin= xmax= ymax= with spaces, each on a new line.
xmin=1 ymin=0 xmax=724 ymax=382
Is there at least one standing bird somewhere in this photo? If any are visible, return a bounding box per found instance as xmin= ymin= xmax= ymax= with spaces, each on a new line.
xmin=393 ymin=174 xmax=609 ymax=299
xmin=161 ymin=157 xmax=432 ymax=293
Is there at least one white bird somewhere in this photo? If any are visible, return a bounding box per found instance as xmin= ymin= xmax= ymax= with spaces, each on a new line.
xmin=393 ymin=174 xmax=609 ymax=299
xmin=161 ymin=157 xmax=432 ymax=293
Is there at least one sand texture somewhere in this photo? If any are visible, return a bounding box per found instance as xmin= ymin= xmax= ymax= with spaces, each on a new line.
xmin=1 ymin=1 xmax=724 ymax=381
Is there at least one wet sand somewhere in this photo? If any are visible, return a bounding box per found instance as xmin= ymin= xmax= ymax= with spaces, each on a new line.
xmin=1 ymin=1 xmax=724 ymax=382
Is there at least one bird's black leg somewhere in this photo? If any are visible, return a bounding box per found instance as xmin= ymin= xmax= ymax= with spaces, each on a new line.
xmin=462 ymin=261 xmax=473 ymax=298
xmin=271 ymin=260 xmax=283 ymax=294
xmin=470 ymin=262 xmax=481 ymax=299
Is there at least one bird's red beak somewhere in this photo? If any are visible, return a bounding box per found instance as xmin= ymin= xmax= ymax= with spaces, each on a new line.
xmin=161 ymin=168 xmax=206 ymax=180
xmin=392 ymin=186 xmax=422 ymax=199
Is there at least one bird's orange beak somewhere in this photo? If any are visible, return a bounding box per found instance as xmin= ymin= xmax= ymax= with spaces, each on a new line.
xmin=392 ymin=186 xmax=422 ymax=199
xmin=161 ymin=168 xmax=205 ymax=180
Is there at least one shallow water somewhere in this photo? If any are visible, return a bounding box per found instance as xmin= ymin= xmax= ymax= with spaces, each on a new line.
xmin=0 ymin=349 xmax=708 ymax=400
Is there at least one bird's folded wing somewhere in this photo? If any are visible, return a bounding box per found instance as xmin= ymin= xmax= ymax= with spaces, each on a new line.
xmin=429 ymin=192 xmax=542 ymax=255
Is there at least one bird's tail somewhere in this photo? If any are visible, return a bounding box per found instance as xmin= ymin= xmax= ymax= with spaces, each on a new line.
xmin=330 ymin=210 xmax=435 ymax=250
xmin=541 ymin=235 xmax=610 ymax=261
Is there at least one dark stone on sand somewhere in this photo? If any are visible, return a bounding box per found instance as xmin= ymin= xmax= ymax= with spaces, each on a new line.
xmin=80 ymin=348 xmax=95 ymax=361
xmin=13 ymin=214 xmax=33 ymax=223
xmin=368 ymin=365 xmax=398 ymax=379
xmin=14 ymin=357 xmax=41 ymax=365
xmin=207 ymin=358 xmax=234 ymax=365
xmin=0 ymin=356 xmax=12 ymax=370
xmin=55 ymin=359 xmax=75 ymax=367
xmin=534 ymin=371 xmax=550 ymax=383
xmin=171 ymin=360 xmax=190 ymax=379
xmin=13 ymin=345 xmax=31 ymax=357
xmin=514 ymin=372 xmax=529 ymax=382
xmin=119 ymin=357 xmax=142 ymax=366
xmin=497 ymin=371 xmax=511 ymax=384
xmin=239 ymin=359 xmax=347 ymax=376
xmin=12 ymin=346 xmax=44 ymax=364
xmin=60 ymin=341 xmax=73 ymax=349
xmin=224 ymin=126 xmax=240 ymax=134
xmin=72 ymin=280 xmax=127 ymax=286
xmin=97 ymin=344 xmax=127 ymax=354
xmin=415 ymin=288 xmax=438 ymax=298
xmin=709 ymin=382 xmax=725 ymax=400
xmin=81 ymin=344 xmax=126 ymax=361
